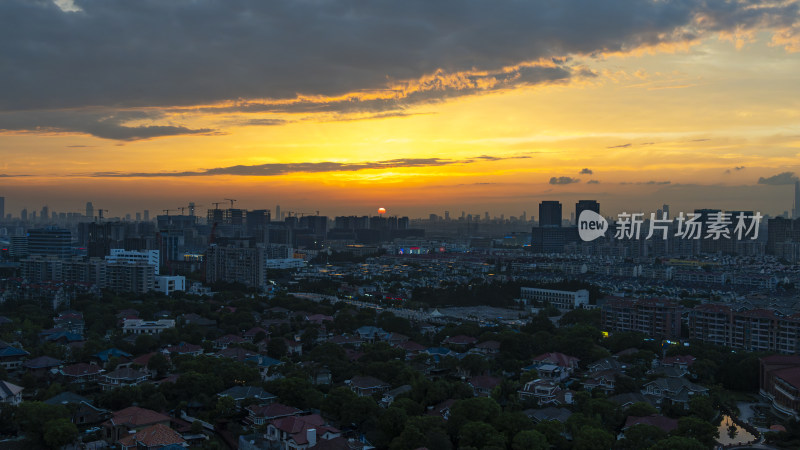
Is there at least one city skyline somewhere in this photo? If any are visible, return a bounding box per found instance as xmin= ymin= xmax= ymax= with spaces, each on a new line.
xmin=2 ymin=1 xmax=800 ymax=217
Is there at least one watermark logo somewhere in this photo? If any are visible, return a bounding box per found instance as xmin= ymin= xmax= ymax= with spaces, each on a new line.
xmin=578 ymin=210 xmax=608 ymax=241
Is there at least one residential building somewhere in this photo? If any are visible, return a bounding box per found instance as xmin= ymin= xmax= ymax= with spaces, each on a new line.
xmin=0 ymin=380 xmax=23 ymax=405
xmin=759 ymin=355 xmax=800 ymax=420
xmin=641 ymin=377 xmax=708 ymax=409
xmin=347 ymin=376 xmax=391 ymax=397
xmin=100 ymin=367 xmax=149 ymax=391
xmin=601 ymin=297 xmax=681 ymax=339
xmin=520 ymin=287 xmax=589 ymax=310
xmin=122 ymin=319 xmax=176 ymax=335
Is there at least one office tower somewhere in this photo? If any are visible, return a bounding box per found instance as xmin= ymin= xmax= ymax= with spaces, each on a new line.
xmin=276 ymin=205 xmax=281 ymax=221
xmin=484 ymin=212 xmax=490 ymax=221
xmin=539 ymin=201 xmax=562 ymax=227
xmin=0 ymin=197 xmax=4 ymax=221
xmin=575 ymin=200 xmax=600 ymax=222
xmin=136 ymin=212 xmax=141 ymax=221
xmin=41 ymin=206 xmax=49 ymax=222
xmin=663 ymin=204 xmax=670 ymax=220
xmin=793 ymin=181 xmax=800 ymax=219
xmin=444 ymin=211 xmax=450 ymax=220
xmin=28 ymin=227 xmax=72 ymax=259
xmin=189 ymin=202 xmax=197 ymax=217
xmin=21 ymin=208 xmax=27 ymax=221
xmin=86 ymin=201 xmax=94 ymax=219
xmin=32 ymin=211 xmax=37 ymax=221
xmin=521 ymin=211 xmax=527 ymax=222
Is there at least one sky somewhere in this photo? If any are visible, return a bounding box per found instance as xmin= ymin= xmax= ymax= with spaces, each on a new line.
xmin=1 ymin=0 xmax=800 ymax=219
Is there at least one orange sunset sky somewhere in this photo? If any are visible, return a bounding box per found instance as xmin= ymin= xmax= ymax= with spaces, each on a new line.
xmin=1 ymin=0 xmax=800 ymax=219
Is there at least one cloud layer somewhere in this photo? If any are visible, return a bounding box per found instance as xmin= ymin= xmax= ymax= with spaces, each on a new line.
xmin=758 ymin=172 xmax=799 ymax=185
xmin=88 ymin=155 xmax=530 ymax=177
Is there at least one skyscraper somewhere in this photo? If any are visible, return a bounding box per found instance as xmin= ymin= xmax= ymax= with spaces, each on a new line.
xmin=86 ymin=201 xmax=94 ymax=219
xmin=276 ymin=204 xmax=281 ymax=221
xmin=794 ymin=181 xmax=800 ymax=219
xmin=539 ymin=201 xmax=562 ymax=227
xmin=0 ymin=196 xmax=4 ymax=221
xmin=575 ymin=200 xmax=600 ymax=223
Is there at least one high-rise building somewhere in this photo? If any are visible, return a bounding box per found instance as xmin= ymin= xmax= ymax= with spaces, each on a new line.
xmin=794 ymin=181 xmax=800 ymax=219
xmin=0 ymin=196 xmax=4 ymax=221
xmin=575 ymin=200 xmax=600 ymax=223
xmin=276 ymin=205 xmax=281 ymax=221
xmin=538 ymin=201 xmax=562 ymax=227
xmin=86 ymin=201 xmax=94 ymax=219
xmin=143 ymin=210 xmax=150 ymax=222
xmin=20 ymin=208 xmax=27 ymax=221
xmin=41 ymin=206 xmax=49 ymax=222
xmin=27 ymin=227 xmax=72 ymax=259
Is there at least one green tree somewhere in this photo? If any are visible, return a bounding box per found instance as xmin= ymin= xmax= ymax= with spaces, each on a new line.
xmin=626 ymin=402 xmax=659 ymax=417
xmin=458 ymin=421 xmax=506 ymax=449
xmin=42 ymin=418 xmax=78 ymax=449
xmin=267 ymin=338 xmax=288 ymax=358
xmin=675 ymin=416 xmax=719 ymax=448
xmin=648 ymin=436 xmax=706 ymax=450
xmin=446 ymin=397 xmax=502 ymax=439
xmin=512 ymin=429 xmax=549 ymax=450
xmin=573 ymin=427 xmax=615 ymax=450
xmin=147 ymin=352 xmax=170 ymax=378
xmin=688 ymin=395 xmax=716 ymax=422
xmin=616 ymin=424 xmax=666 ymax=450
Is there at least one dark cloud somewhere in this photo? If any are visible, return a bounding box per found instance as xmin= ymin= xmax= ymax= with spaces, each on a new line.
xmin=1 ymin=0 xmax=797 ymax=113
xmin=758 ymin=172 xmax=799 ymax=185
xmin=607 ymin=143 xmax=632 ymax=149
xmin=87 ymin=154 xmax=529 ymax=177
xmin=587 ymin=179 xmax=600 ymax=184
xmin=620 ymin=180 xmax=671 ymax=185
xmin=579 ymin=168 xmax=593 ymax=175
xmin=549 ymin=176 xmax=580 ymax=185
xmin=0 ymin=110 xmax=214 ymax=140
xmin=724 ymin=166 xmax=746 ymax=174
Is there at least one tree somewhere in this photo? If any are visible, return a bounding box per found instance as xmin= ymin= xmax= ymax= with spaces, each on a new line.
xmin=616 ymin=424 xmax=666 ymax=450
xmin=573 ymin=427 xmax=615 ymax=450
xmin=512 ymin=430 xmax=549 ymax=450
xmin=147 ymin=352 xmax=170 ymax=378
xmin=676 ymin=416 xmax=719 ymax=448
xmin=688 ymin=395 xmax=716 ymax=422
xmin=626 ymin=402 xmax=659 ymax=417
xmin=267 ymin=338 xmax=288 ymax=358
xmin=447 ymin=397 xmax=502 ymax=439
xmin=458 ymin=421 xmax=506 ymax=449
xmin=647 ymin=436 xmax=706 ymax=450
xmin=42 ymin=418 xmax=78 ymax=449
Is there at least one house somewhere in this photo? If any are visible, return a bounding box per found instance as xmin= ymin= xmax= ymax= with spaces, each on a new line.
xmin=397 ymin=341 xmax=426 ymax=358
xmin=246 ymin=403 xmax=303 ymax=426
xmin=118 ymin=423 xmax=187 ymax=449
xmin=60 ymin=362 xmax=104 ymax=385
xmin=0 ymin=380 xmax=23 ymax=405
xmin=347 ymin=376 xmax=391 ymax=397
xmin=179 ymin=313 xmax=216 ymax=327
xmin=355 ymin=326 xmax=389 ymax=343
xmin=23 ymin=355 xmax=63 ymax=377
xmin=642 ymin=377 xmax=708 ymax=408
xmin=104 ymin=406 xmax=172 ymax=442
xmin=216 ymin=347 xmax=258 ymax=362
xmin=54 ymin=310 xmax=85 ymax=335
xmin=0 ymin=340 xmax=29 ymax=370
xmin=386 ymin=333 xmax=410 ymax=346
xmin=608 ymin=392 xmax=656 ymax=409
xmin=587 ymin=357 xmax=627 ymax=373
xmin=265 ymin=414 xmax=341 ymax=449
xmin=381 ymin=385 xmax=412 ymax=407
xmin=243 ymin=327 xmax=268 ymax=342
xmin=310 ymin=367 xmax=332 ymax=385
xmin=246 ymin=355 xmax=284 ymax=381
xmin=524 ymin=407 xmax=572 ymax=424
xmin=441 ymin=335 xmax=478 ymax=349
xmin=583 ymin=369 xmax=618 ymax=395
xmin=306 ymin=314 xmax=334 ymax=325
xmin=45 ymin=392 xmax=110 ymax=426
xmin=426 ymin=399 xmax=456 ymax=420
xmin=213 ymin=334 xmax=246 ymax=350
xmin=622 ymin=415 xmax=679 ymax=435
xmin=218 ymin=386 xmax=277 ymax=407
xmin=529 ymin=352 xmax=580 ymax=379
xmin=473 ymin=340 xmax=501 ymax=357
xmin=468 ymin=376 xmax=501 ymax=397
xmin=660 ymin=355 xmax=696 ymax=372
xmin=284 ymin=339 xmax=303 ymax=356
xmin=518 ymin=379 xmax=574 ymax=406
xmin=122 ymin=319 xmax=176 ymax=335
xmin=100 ymin=367 xmax=150 ymax=391
xmin=165 ymin=342 xmax=203 ymax=357
xmin=93 ymin=348 xmax=133 ymax=364
xmin=328 ymin=335 xmax=365 ymax=347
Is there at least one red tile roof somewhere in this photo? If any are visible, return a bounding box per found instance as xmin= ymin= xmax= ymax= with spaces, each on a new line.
xmin=118 ymin=423 xmax=185 ymax=448
xmin=111 ymin=406 xmax=170 ymax=428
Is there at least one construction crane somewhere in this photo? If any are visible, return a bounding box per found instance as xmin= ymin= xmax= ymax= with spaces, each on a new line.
xmin=286 ymin=211 xmax=318 ymax=218
xmin=97 ymin=209 xmax=109 ymax=221
xmin=225 ymin=198 xmax=237 ymax=208
xmin=177 ymin=207 xmax=187 ymax=215
xmin=211 ymin=202 xmax=223 ymax=209
xmin=188 ymin=202 xmax=203 ymax=217
xmin=162 ymin=209 xmax=174 ymax=216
